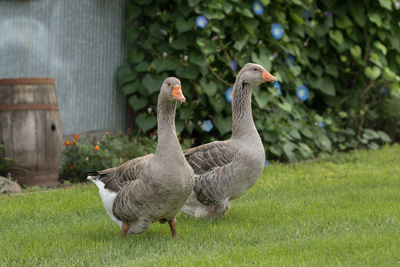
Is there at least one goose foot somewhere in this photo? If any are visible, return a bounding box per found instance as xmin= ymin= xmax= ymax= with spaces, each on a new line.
xmin=168 ymin=219 xmax=177 ymax=238
xmin=121 ymin=222 xmax=130 ymax=237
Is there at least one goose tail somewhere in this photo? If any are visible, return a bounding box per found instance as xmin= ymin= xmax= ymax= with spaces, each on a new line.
xmin=85 ymin=171 xmax=100 ymax=185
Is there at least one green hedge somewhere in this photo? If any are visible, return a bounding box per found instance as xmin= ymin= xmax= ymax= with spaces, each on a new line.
xmin=117 ymin=0 xmax=399 ymax=162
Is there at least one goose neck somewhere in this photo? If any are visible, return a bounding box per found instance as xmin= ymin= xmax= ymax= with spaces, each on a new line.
xmin=231 ymin=78 xmax=257 ymax=139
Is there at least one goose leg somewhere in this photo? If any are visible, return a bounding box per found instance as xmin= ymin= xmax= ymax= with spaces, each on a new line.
xmin=168 ymin=219 xmax=177 ymax=238
xmin=208 ymin=205 xmax=214 ymax=217
xmin=121 ymin=222 xmax=130 ymax=237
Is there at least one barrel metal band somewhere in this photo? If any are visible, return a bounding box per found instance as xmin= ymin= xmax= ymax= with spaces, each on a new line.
xmin=0 ymin=78 xmax=55 ymax=85
xmin=0 ymin=104 xmax=59 ymax=111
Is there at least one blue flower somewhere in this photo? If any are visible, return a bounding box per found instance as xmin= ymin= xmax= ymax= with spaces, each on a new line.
xmin=269 ymin=52 xmax=278 ymax=61
xmin=225 ymin=87 xmax=233 ymax=103
xmin=230 ymin=60 xmax=238 ymax=71
xmin=304 ymin=10 xmax=311 ymax=19
xmin=160 ymin=29 xmax=167 ymax=35
xmin=274 ymin=82 xmax=282 ymax=96
xmin=196 ymin=15 xmax=208 ymax=29
xmin=201 ymin=120 xmax=213 ymax=132
xmin=380 ymin=86 xmax=388 ymax=95
xmin=265 ymin=160 xmax=270 ymax=166
xmin=296 ymin=85 xmax=309 ymax=101
xmin=318 ymin=121 xmax=326 ymax=127
xmin=252 ymin=1 xmax=264 ymax=15
xmin=285 ymin=55 xmax=295 ymax=67
xmin=326 ymin=11 xmax=333 ymax=17
xmin=271 ymin=23 xmax=284 ymax=40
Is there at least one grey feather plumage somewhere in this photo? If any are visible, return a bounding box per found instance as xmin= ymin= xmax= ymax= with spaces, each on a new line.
xmin=181 ymin=63 xmax=276 ymax=218
xmin=89 ymin=77 xmax=194 ymax=235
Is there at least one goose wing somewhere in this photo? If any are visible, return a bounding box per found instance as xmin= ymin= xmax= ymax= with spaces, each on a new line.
xmin=184 ymin=141 xmax=238 ymax=204
xmin=94 ymin=154 xmax=153 ymax=193
xmin=184 ymin=141 xmax=237 ymax=175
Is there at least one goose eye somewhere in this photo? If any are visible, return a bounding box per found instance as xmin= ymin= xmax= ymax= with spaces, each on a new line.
xmin=167 ymin=83 xmax=171 ymax=86
xmin=254 ymin=68 xmax=258 ymax=71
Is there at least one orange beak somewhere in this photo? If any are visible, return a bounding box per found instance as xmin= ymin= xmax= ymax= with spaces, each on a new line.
xmin=262 ymin=70 xmax=277 ymax=82
xmin=171 ymin=85 xmax=186 ymax=102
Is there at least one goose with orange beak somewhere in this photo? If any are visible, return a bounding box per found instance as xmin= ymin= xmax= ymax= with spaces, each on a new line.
xmin=181 ymin=63 xmax=277 ymax=218
xmin=88 ymin=77 xmax=194 ymax=237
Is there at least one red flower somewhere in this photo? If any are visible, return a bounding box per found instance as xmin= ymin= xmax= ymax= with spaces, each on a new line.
xmin=64 ymin=141 xmax=71 ymax=147
xmin=73 ymin=134 xmax=80 ymax=140
xmin=73 ymin=139 xmax=77 ymax=144
xmin=105 ymin=131 xmax=110 ymax=136
xmin=94 ymin=145 xmax=100 ymax=151
xmin=69 ymin=165 xmax=74 ymax=171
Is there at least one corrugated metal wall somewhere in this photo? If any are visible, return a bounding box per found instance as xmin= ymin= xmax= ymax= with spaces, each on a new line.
xmin=0 ymin=0 xmax=127 ymax=135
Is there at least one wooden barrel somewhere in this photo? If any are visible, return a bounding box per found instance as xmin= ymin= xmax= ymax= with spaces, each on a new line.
xmin=0 ymin=78 xmax=62 ymax=186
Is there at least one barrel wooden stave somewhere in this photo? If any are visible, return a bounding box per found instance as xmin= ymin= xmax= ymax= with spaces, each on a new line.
xmin=0 ymin=78 xmax=62 ymax=186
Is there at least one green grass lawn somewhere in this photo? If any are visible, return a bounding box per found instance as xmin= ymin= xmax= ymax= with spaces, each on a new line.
xmin=1 ymin=145 xmax=399 ymax=266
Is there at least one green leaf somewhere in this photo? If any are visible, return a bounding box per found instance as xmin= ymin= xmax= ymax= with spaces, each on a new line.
xmin=224 ymin=2 xmax=233 ymax=14
xmin=189 ymin=52 xmax=207 ymax=67
xmin=188 ymin=0 xmax=201 ymax=7
xmin=126 ymin=4 xmax=142 ymax=21
xmin=254 ymin=91 xmax=269 ymax=108
xmin=363 ymin=129 xmax=379 ymax=140
xmin=335 ymin=16 xmax=352 ymax=29
xmin=378 ymin=0 xmax=392 ymax=10
xmin=260 ymin=0 xmax=270 ymax=5
xmin=214 ymin=115 xmax=232 ymax=135
xmin=171 ymin=36 xmax=188 ymax=50
xmin=135 ymin=113 xmax=157 ymax=133
xmin=124 ymin=28 xmax=140 ymax=43
xmin=349 ymin=2 xmax=366 ymax=27
xmin=350 ymin=45 xmax=362 ymax=58
xmin=368 ymin=142 xmax=379 ymax=150
xmin=364 ymin=66 xmax=381 ymax=80
xmin=283 ymin=141 xmax=297 ymax=162
xmin=300 ymin=127 xmax=313 ymax=138
xmin=289 ymin=66 xmax=301 ymax=77
xmin=289 ymin=129 xmax=301 ymax=140
xmin=377 ymin=131 xmax=391 ymax=142
xmin=175 ymin=120 xmax=184 ymax=134
xmin=142 ymin=74 xmax=165 ymax=94
xmin=117 ymin=64 xmax=136 ymax=86
xmin=314 ymin=77 xmax=336 ymax=96
xmin=240 ymin=19 xmax=256 ymax=37
xmin=199 ymin=77 xmax=217 ymax=97
xmin=368 ymin=13 xmax=382 ymax=27
xmin=135 ymin=62 xmax=149 ymax=72
xmin=135 ymin=0 xmax=152 ymax=4
xmin=316 ymin=132 xmax=332 ymax=152
xmin=374 ymin=41 xmax=387 ymax=55
xmin=325 ymin=64 xmax=338 ymax=77
xmin=289 ymin=12 xmax=304 ymax=25
xmin=233 ymin=34 xmax=249 ymax=52
xmin=121 ymin=81 xmax=140 ymax=96
xmin=176 ymin=17 xmax=194 ymax=33
xmin=176 ymin=64 xmax=200 ymax=80
xmin=128 ymin=50 xmax=145 ymax=64
xmin=277 ymin=101 xmax=292 ymax=113
xmin=269 ymin=145 xmax=282 ymax=156
xmin=128 ymin=95 xmax=148 ymax=112
xmin=237 ymin=8 xmax=253 ymax=18
xmin=329 ymin=30 xmax=343 ymax=45
xmin=153 ymin=58 xmax=180 ymax=73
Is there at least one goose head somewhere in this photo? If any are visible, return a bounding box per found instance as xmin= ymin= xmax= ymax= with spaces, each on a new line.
xmin=238 ymin=63 xmax=277 ymax=86
xmin=161 ymin=77 xmax=186 ymax=103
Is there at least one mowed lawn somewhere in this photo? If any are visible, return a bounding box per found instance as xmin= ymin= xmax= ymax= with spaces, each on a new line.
xmin=1 ymin=145 xmax=399 ymax=266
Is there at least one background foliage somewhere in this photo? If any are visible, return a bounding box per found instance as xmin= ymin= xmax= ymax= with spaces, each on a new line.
xmin=117 ymin=0 xmax=400 ymax=162
xmin=61 ymin=133 xmax=156 ymax=182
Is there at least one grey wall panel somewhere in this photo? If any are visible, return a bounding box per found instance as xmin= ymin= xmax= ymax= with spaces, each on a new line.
xmin=0 ymin=0 xmax=127 ymax=135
